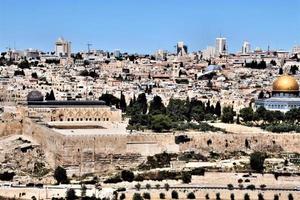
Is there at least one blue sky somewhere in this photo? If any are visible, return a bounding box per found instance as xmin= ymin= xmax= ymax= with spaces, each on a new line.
xmin=0 ymin=0 xmax=299 ymax=54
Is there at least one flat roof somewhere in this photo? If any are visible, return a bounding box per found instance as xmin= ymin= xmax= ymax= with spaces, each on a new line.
xmin=27 ymin=100 xmax=107 ymax=108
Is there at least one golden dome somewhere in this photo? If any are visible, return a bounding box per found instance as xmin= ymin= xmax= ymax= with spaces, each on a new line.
xmin=272 ymin=75 xmax=299 ymax=92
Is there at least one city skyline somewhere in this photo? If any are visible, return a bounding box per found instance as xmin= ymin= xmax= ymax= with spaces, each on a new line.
xmin=1 ymin=0 xmax=300 ymax=53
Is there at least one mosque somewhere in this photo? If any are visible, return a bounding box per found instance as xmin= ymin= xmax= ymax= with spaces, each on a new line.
xmin=255 ymin=74 xmax=300 ymax=112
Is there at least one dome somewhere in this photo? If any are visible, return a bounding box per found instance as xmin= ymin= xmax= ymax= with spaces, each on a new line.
xmin=27 ymin=90 xmax=44 ymax=102
xmin=272 ymin=75 xmax=299 ymax=92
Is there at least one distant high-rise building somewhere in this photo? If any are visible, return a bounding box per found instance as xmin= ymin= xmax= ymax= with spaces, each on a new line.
xmin=215 ymin=37 xmax=227 ymax=56
xmin=113 ymin=50 xmax=122 ymax=58
xmin=155 ymin=49 xmax=167 ymax=60
xmin=55 ymin=37 xmax=71 ymax=57
xmin=176 ymin=42 xmax=188 ymax=56
xmin=292 ymin=45 xmax=300 ymax=54
xmin=242 ymin=41 xmax=251 ymax=54
xmin=202 ymin=46 xmax=215 ymax=59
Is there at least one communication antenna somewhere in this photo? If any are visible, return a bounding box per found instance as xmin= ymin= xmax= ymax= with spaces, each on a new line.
xmin=87 ymin=43 xmax=92 ymax=54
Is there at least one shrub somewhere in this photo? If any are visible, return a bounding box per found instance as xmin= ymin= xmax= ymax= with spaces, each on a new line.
xmin=121 ymin=170 xmax=134 ymax=182
xmin=0 ymin=171 xmax=15 ymax=181
xmin=143 ymin=192 xmax=151 ymax=199
xmin=119 ymin=193 xmax=126 ymax=200
xmin=288 ymin=193 xmax=294 ymax=200
xmin=132 ymin=193 xmax=143 ymax=200
xmin=230 ymin=193 xmax=235 ymax=200
xmin=145 ymin=183 xmax=151 ymax=190
xmin=171 ymin=190 xmax=178 ymax=199
xmin=244 ymin=193 xmax=250 ymax=200
xmin=205 ymin=193 xmax=210 ymax=199
xmin=216 ymin=192 xmax=221 ymax=200
xmin=250 ymin=151 xmax=266 ymax=173
xmin=164 ymin=183 xmax=170 ymax=191
xmin=246 ymin=184 xmax=256 ymax=190
xmin=135 ymin=183 xmax=141 ymax=191
xmin=66 ymin=189 xmax=76 ymax=200
xmin=258 ymin=193 xmax=264 ymax=200
xmin=159 ymin=193 xmax=165 ymax=199
xmin=155 ymin=184 xmax=160 ymax=189
xmin=227 ymin=184 xmax=234 ymax=190
xmin=54 ymin=166 xmax=68 ymax=184
xmin=274 ymin=194 xmax=279 ymax=200
xmin=187 ymin=192 xmax=196 ymax=199
xmin=181 ymin=171 xmax=192 ymax=183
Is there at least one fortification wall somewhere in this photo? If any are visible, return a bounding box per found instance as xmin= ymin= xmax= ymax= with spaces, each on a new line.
xmin=21 ymin=118 xmax=300 ymax=175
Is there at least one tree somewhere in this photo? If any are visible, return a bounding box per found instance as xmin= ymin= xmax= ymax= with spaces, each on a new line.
xmin=120 ymin=193 xmax=126 ymax=200
xmin=47 ymin=90 xmax=55 ymax=101
xmin=54 ymin=166 xmax=68 ymax=184
xmin=221 ymin=106 xmax=236 ymax=123
xmin=66 ymin=188 xmax=76 ymax=200
xmin=132 ymin=193 xmax=143 ymax=200
xmin=171 ymin=190 xmax=178 ymax=199
xmin=216 ymin=192 xmax=221 ymax=200
xmin=181 ymin=171 xmax=192 ymax=183
xmin=244 ymin=193 xmax=250 ymax=200
xmin=81 ymin=184 xmax=87 ymax=197
xmin=164 ymin=183 xmax=170 ymax=191
xmin=150 ymin=114 xmax=172 ymax=132
xmin=250 ymin=152 xmax=266 ymax=173
xmin=99 ymin=93 xmax=120 ymax=107
xmin=159 ymin=193 xmax=165 ymax=199
xmin=187 ymin=192 xmax=196 ymax=199
xmin=274 ymin=194 xmax=279 ymax=200
xmin=279 ymin=67 xmax=283 ymax=74
xmin=121 ymin=170 xmax=134 ymax=182
xmin=145 ymin=183 xmax=151 ymax=190
xmin=205 ymin=193 xmax=210 ymax=199
xmin=258 ymin=91 xmax=264 ymax=99
xmin=258 ymin=193 xmax=264 ymax=200
xmin=288 ymin=193 xmax=294 ymax=200
xmin=135 ymin=183 xmax=141 ymax=191
xmin=215 ymin=101 xmax=221 ymax=117
xmin=120 ymin=92 xmax=127 ymax=112
xmin=149 ymin=95 xmax=166 ymax=115
xmin=230 ymin=193 xmax=235 ymax=200
xmin=31 ymin=72 xmax=38 ymax=79
xmin=239 ymin=107 xmax=254 ymax=122
xmin=227 ymin=184 xmax=234 ymax=190
xmin=18 ymin=59 xmax=30 ymax=69
xmin=270 ymin=60 xmax=277 ymax=66
xmin=143 ymin=192 xmax=151 ymax=199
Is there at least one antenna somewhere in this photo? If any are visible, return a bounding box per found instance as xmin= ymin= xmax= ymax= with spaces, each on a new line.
xmin=87 ymin=43 xmax=92 ymax=54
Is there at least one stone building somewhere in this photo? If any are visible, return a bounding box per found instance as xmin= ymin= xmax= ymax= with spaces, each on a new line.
xmin=256 ymin=74 xmax=300 ymax=112
xmin=26 ymin=91 xmax=121 ymax=122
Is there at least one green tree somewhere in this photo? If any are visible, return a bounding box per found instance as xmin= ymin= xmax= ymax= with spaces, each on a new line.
xmin=145 ymin=183 xmax=151 ymax=190
xmin=164 ymin=183 xmax=170 ymax=191
xmin=135 ymin=183 xmax=141 ymax=191
xmin=143 ymin=192 xmax=150 ymax=199
xmin=81 ymin=184 xmax=87 ymax=197
xmin=150 ymin=114 xmax=172 ymax=132
xmin=250 ymin=152 xmax=266 ymax=173
xmin=166 ymin=98 xmax=188 ymax=121
xmin=181 ymin=171 xmax=192 ymax=183
xmin=66 ymin=188 xmax=76 ymax=200
xmin=149 ymin=95 xmax=166 ymax=115
xmin=132 ymin=193 xmax=143 ymax=200
xmin=216 ymin=192 xmax=221 ymax=200
xmin=239 ymin=107 xmax=254 ymax=122
xmin=258 ymin=193 xmax=264 ymax=200
xmin=288 ymin=193 xmax=294 ymax=200
xmin=274 ymin=194 xmax=279 ymax=200
xmin=120 ymin=193 xmax=126 ymax=200
xmin=187 ymin=192 xmax=196 ymax=199
xmin=159 ymin=193 xmax=165 ymax=199
xmin=171 ymin=190 xmax=178 ymax=199
xmin=120 ymin=92 xmax=127 ymax=112
xmin=54 ymin=166 xmax=68 ymax=184
xmin=215 ymin=101 xmax=221 ymax=117
xmin=230 ymin=193 xmax=235 ymax=200
xmin=121 ymin=170 xmax=134 ymax=182
xmin=244 ymin=193 xmax=250 ymax=200
xmin=221 ymin=106 xmax=236 ymax=123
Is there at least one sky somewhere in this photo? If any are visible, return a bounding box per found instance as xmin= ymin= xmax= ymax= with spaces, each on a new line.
xmin=0 ymin=0 xmax=300 ymax=54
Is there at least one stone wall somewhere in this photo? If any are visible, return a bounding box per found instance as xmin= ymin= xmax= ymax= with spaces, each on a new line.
xmin=20 ymin=118 xmax=300 ymax=175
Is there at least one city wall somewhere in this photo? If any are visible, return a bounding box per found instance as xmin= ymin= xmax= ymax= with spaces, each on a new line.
xmin=1 ymin=118 xmax=299 ymax=175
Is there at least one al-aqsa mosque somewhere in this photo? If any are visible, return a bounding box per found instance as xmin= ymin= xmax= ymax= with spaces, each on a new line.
xmin=256 ymin=74 xmax=300 ymax=112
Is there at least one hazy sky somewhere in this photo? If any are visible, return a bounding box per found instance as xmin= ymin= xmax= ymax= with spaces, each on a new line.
xmin=1 ymin=0 xmax=300 ymax=54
